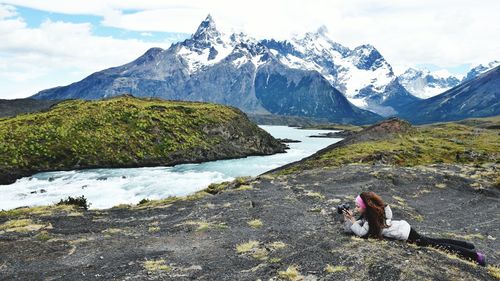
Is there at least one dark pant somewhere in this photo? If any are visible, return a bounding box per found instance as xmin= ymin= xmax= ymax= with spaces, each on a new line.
xmin=407 ymin=228 xmax=477 ymax=261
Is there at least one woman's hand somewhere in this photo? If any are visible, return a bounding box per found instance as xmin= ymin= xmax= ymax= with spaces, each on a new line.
xmin=343 ymin=209 xmax=356 ymax=223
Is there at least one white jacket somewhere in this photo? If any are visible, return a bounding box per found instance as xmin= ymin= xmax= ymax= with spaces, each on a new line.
xmin=343 ymin=205 xmax=411 ymax=240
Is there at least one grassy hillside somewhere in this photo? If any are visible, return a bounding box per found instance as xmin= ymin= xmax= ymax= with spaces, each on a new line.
xmin=275 ymin=117 xmax=499 ymax=176
xmin=0 ymin=95 xmax=285 ymax=184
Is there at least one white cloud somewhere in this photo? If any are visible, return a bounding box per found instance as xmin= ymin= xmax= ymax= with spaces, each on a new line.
xmin=1 ymin=0 xmax=499 ymax=99
xmin=0 ymin=4 xmax=177 ymax=99
xmin=431 ymin=69 xmax=463 ymax=80
xmin=5 ymin=0 xmax=499 ymax=65
xmin=0 ymin=3 xmax=16 ymax=18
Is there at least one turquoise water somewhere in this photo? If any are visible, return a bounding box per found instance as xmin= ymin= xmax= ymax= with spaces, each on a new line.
xmin=0 ymin=126 xmax=341 ymax=210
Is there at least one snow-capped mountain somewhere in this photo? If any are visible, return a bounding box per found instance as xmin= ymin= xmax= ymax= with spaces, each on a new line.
xmin=261 ymin=27 xmax=419 ymax=116
xmin=463 ymin=60 xmax=500 ymax=82
xmin=399 ymin=65 xmax=500 ymax=124
xmin=398 ymin=68 xmax=461 ymax=99
xmin=32 ymin=15 xmax=381 ymax=125
xmin=399 ymin=61 xmax=499 ymax=99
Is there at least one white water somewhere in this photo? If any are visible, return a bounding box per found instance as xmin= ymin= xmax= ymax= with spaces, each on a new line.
xmin=0 ymin=126 xmax=341 ymax=210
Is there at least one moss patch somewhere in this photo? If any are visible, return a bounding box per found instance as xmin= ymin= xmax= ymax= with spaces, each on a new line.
xmin=0 ymin=204 xmax=81 ymax=218
xmin=487 ymin=265 xmax=500 ymax=279
xmin=143 ymin=259 xmax=171 ymax=272
xmin=304 ymin=190 xmax=326 ymax=199
xmin=135 ymin=191 xmax=210 ymax=209
xmin=102 ymin=228 xmax=126 ymax=236
xmin=35 ymin=231 xmax=52 ymax=242
xmin=233 ymin=185 xmax=253 ymax=191
xmin=247 ymin=219 xmax=263 ymax=228
xmin=236 ymin=240 xmax=260 ymax=254
xmin=178 ymin=220 xmax=228 ymax=232
xmin=269 ymin=241 xmax=287 ymax=250
xmin=0 ymin=219 xmax=46 ymax=232
xmin=325 ymin=264 xmax=348 ymax=273
xmin=278 ymin=265 xmax=302 ymax=281
xmin=236 ymin=240 xmax=287 ymax=262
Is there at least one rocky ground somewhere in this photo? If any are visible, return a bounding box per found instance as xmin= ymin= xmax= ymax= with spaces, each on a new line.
xmin=1 ymin=118 xmax=499 ymax=280
xmin=0 ymin=163 xmax=499 ymax=280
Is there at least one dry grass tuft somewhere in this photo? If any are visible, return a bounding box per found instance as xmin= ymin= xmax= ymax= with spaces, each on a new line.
xmin=143 ymin=259 xmax=171 ymax=272
xmin=236 ymin=240 xmax=259 ymax=254
xmin=325 ymin=264 xmax=348 ymax=273
xmin=278 ymin=265 xmax=302 ymax=280
xmin=247 ymin=219 xmax=263 ymax=228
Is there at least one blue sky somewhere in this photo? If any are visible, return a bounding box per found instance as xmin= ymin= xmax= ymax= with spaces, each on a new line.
xmin=0 ymin=1 xmax=498 ymax=99
xmin=416 ymin=64 xmax=470 ymax=76
xmin=15 ymin=6 xmax=189 ymax=42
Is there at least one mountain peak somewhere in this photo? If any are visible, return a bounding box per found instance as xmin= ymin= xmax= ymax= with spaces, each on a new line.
xmin=300 ymin=25 xmax=330 ymax=41
xmin=401 ymin=67 xmax=424 ymax=77
xmin=193 ymin=14 xmax=222 ymax=42
xmin=351 ymin=44 xmax=385 ymax=71
xmin=316 ymin=25 xmax=329 ymax=36
xmin=464 ymin=60 xmax=500 ymax=82
xmin=205 ymin=14 xmax=214 ymax=23
xmin=355 ymin=44 xmax=376 ymax=51
xmin=398 ymin=67 xmax=461 ymax=99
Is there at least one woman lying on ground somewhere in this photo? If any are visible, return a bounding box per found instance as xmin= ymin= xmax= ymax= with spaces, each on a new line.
xmin=342 ymin=191 xmax=486 ymax=266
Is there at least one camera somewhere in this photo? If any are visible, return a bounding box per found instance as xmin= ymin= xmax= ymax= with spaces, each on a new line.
xmin=336 ymin=203 xmax=351 ymax=214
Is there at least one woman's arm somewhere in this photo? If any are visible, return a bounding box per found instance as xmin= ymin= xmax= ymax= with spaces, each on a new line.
xmin=350 ymin=220 xmax=369 ymax=237
xmin=343 ymin=209 xmax=369 ymax=237
xmin=343 ymin=219 xmax=354 ymax=233
xmin=385 ymin=205 xmax=393 ymax=225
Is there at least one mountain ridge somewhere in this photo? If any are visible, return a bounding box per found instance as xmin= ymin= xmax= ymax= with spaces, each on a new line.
xmin=261 ymin=29 xmax=419 ymax=116
xmin=31 ymin=15 xmax=382 ymax=125
xmin=398 ymin=65 xmax=500 ymax=124
xmin=398 ymin=60 xmax=499 ymax=99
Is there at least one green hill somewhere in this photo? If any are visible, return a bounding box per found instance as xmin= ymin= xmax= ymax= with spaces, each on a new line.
xmin=273 ymin=117 xmax=499 ymax=176
xmin=0 ymin=95 xmax=286 ymax=184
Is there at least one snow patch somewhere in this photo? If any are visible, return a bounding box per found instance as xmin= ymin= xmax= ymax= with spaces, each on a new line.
xmin=178 ymin=44 xmax=233 ymax=74
xmin=348 ymin=97 xmax=368 ymax=108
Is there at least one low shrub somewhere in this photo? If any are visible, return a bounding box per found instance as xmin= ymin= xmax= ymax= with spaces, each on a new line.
xmin=56 ymin=195 xmax=90 ymax=210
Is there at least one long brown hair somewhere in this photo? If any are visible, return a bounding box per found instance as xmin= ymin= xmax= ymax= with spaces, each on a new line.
xmin=359 ymin=191 xmax=387 ymax=239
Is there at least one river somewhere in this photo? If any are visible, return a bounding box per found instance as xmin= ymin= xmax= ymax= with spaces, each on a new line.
xmin=0 ymin=126 xmax=341 ymax=210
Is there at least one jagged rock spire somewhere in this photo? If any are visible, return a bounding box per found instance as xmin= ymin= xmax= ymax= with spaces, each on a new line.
xmin=193 ymin=14 xmax=222 ymax=42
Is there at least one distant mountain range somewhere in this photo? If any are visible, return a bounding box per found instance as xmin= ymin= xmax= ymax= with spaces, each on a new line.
xmin=260 ymin=27 xmax=418 ymax=116
xmin=398 ymin=60 xmax=500 ymax=99
xmin=29 ymin=15 xmax=499 ymax=124
xmin=398 ymin=68 xmax=461 ymax=99
xmin=463 ymin=60 xmax=500 ymax=82
xmin=398 ymin=65 xmax=500 ymax=124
